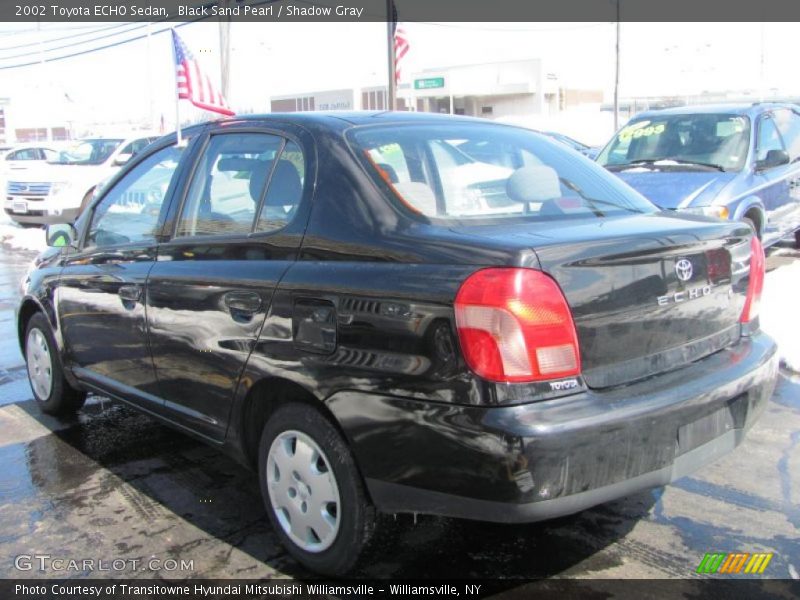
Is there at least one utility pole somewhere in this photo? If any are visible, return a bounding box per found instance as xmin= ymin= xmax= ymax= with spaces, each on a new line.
xmin=146 ymin=23 xmax=154 ymax=131
xmin=386 ymin=0 xmax=396 ymax=110
xmin=219 ymin=0 xmax=231 ymax=101
xmin=759 ymin=23 xmax=766 ymax=102
xmin=613 ymin=1 xmax=621 ymax=131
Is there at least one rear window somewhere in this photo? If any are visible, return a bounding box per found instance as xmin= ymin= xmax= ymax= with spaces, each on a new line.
xmin=349 ymin=123 xmax=655 ymax=223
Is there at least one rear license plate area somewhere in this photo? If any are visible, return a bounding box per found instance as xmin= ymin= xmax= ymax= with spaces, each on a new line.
xmin=678 ymin=406 xmax=735 ymax=454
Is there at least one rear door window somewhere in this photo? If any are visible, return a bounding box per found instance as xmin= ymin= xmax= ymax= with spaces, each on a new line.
xmin=774 ymin=109 xmax=800 ymax=162
xmin=255 ymin=140 xmax=306 ymax=233
xmin=756 ymin=116 xmax=785 ymax=162
xmin=8 ymin=148 xmax=38 ymax=160
xmin=176 ymin=132 xmax=286 ymax=237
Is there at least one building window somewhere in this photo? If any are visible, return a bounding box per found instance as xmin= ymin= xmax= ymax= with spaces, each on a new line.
xmin=481 ymin=106 xmax=494 ymax=115
xmin=363 ymin=90 xmax=388 ymax=111
xmin=294 ymin=97 xmax=314 ymax=112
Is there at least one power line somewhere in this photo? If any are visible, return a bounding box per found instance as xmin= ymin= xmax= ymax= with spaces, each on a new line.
xmin=0 ymin=22 xmax=139 ymax=51
xmin=0 ymin=24 xmax=111 ymax=39
xmin=0 ymin=23 xmax=150 ymax=61
xmin=0 ymin=23 xmax=192 ymax=70
xmin=0 ymin=1 xmax=278 ymax=68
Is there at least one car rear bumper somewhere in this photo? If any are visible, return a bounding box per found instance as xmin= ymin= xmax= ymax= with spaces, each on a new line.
xmin=326 ymin=331 xmax=779 ymax=523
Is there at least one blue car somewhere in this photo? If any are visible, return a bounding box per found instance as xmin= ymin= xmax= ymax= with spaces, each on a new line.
xmin=596 ymin=103 xmax=800 ymax=247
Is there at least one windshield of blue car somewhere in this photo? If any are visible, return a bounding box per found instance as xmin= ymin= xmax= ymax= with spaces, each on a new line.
xmin=49 ymin=139 xmax=124 ymax=165
xmin=596 ymin=114 xmax=751 ymax=172
xmin=349 ymin=123 xmax=656 ymax=223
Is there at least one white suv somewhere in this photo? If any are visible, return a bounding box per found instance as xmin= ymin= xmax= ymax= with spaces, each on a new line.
xmin=4 ymin=135 xmax=157 ymax=225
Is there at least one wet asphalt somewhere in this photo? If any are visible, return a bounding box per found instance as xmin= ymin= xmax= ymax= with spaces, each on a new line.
xmin=0 ymin=243 xmax=798 ymax=582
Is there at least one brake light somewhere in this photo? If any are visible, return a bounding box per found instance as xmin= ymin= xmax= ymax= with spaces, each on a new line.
xmin=740 ymin=235 xmax=765 ymax=324
xmin=454 ymin=268 xmax=581 ymax=382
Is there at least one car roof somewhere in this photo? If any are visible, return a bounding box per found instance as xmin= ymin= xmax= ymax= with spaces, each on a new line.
xmin=633 ymin=102 xmax=799 ymax=120
xmin=77 ymin=135 xmax=155 ymax=141
xmin=5 ymin=143 xmax=57 ymax=151
xmin=211 ymin=110 xmax=500 ymax=129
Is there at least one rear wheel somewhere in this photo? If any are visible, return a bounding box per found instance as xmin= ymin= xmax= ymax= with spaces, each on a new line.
xmin=258 ymin=403 xmax=377 ymax=575
xmin=24 ymin=313 xmax=86 ymax=415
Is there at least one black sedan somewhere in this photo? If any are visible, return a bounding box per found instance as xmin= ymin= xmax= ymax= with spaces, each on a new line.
xmin=18 ymin=112 xmax=778 ymax=575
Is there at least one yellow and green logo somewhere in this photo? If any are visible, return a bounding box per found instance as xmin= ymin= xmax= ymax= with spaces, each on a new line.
xmin=696 ymin=552 xmax=773 ymax=574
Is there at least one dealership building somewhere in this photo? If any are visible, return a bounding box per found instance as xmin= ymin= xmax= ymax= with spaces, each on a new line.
xmin=270 ymin=59 xmax=603 ymax=119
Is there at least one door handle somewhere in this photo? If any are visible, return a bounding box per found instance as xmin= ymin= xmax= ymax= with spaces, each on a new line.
xmin=223 ymin=291 xmax=262 ymax=319
xmin=118 ymin=285 xmax=142 ymax=302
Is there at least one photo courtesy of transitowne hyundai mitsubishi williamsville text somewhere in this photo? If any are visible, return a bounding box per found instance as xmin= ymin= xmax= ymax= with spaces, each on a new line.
xmin=20 ymin=112 xmax=778 ymax=576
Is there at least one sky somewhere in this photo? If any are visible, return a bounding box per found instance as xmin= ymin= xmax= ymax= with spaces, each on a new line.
xmin=0 ymin=21 xmax=798 ymax=134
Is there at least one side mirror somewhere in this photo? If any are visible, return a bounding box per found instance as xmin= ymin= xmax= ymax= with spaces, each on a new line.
xmin=755 ymin=149 xmax=790 ymax=171
xmin=113 ymin=153 xmax=133 ymax=166
xmin=46 ymin=223 xmax=78 ymax=248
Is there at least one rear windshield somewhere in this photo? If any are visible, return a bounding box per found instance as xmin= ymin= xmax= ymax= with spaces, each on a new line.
xmin=349 ymin=123 xmax=655 ymax=223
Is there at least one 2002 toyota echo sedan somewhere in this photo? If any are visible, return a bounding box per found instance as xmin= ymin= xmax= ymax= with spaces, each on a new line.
xmin=18 ymin=112 xmax=779 ymax=575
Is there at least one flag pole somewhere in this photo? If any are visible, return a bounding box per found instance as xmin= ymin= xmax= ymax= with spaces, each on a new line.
xmin=171 ymin=28 xmax=183 ymax=146
xmin=386 ymin=0 xmax=396 ymax=111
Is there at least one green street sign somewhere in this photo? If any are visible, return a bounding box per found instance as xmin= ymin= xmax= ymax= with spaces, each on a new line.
xmin=414 ymin=77 xmax=445 ymax=90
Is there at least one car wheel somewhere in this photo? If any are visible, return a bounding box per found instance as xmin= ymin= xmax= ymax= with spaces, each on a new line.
xmin=24 ymin=313 xmax=86 ymax=415
xmin=258 ymin=403 xmax=377 ymax=576
xmin=742 ymin=216 xmax=760 ymax=239
xmin=795 ymin=229 xmax=800 ymax=249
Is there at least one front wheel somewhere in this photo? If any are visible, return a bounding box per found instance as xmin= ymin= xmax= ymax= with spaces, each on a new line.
xmin=25 ymin=313 xmax=86 ymax=415
xmin=742 ymin=216 xmax=760 ymax=239
xmin=258 ymin=403 xmax=377 ymax=576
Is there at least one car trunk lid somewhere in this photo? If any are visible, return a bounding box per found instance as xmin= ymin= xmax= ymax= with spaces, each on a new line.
xmin=454 ymin=213 xmax=752 ymax=389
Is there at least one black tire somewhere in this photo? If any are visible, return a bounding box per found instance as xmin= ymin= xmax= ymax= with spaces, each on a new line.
xmin=743 ymin=216 xmax=760 ymax=239
xmin=258 ymin=403 xmax=377 ymax=576
xmin=24 ymin=313 xmax=86 ymax=415
xmin=795 ymin=229 xmax=800 ymax=249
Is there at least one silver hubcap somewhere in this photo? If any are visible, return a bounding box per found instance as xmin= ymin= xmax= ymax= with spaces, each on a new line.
xmin=26 ymin=328 xmax=53 ymax=401
xmin=266 ymin=430 xmax=341 ymax=553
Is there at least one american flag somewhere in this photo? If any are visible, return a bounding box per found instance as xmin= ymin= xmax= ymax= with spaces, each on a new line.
xmin=393 ymin=22 xmax=410 ymax=84
xmin=171 ymin=29 xmax=234 ymax=116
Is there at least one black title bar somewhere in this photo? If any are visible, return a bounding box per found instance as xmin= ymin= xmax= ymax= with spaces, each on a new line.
xmin=4 ymin=0 xmax=800 ymax=22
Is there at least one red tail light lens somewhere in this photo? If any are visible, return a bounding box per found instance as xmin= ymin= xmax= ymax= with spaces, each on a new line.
xmin=454 ymin=268 xmax=581 ymax=383
xmin=740 ymin=235 xmax=765 ymax=324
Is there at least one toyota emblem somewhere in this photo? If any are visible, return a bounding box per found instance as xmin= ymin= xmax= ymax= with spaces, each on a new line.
xmin=675 ymin=259 xmax=693 ymax=282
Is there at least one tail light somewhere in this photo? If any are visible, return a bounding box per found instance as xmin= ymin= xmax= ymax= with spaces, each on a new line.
xmin=740 ymin=235 xmax=765 ymax=324
xmin=454 ymin=268 xmax=581 ymax=383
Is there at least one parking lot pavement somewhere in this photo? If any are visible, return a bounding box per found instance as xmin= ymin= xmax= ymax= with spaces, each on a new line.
xmin=0 ymin=243 xmax=798 ymax=581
